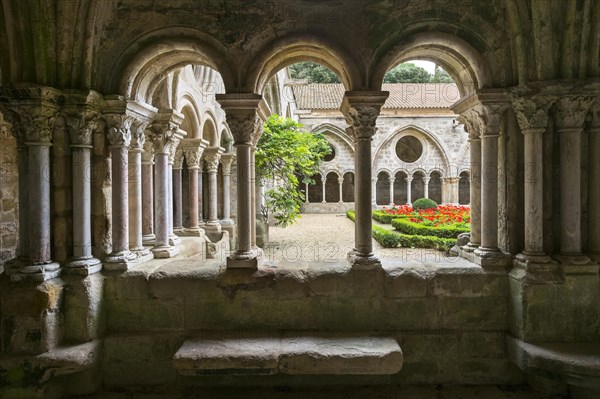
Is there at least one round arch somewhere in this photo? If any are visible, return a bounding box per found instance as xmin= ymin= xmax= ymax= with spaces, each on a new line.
xmin=201 ymin=116 xmax=219 ymax=147
xmin=177 ymin=95 xmax=202 ymax=139
xmin=312 ymin=123 xmax=355 ymax=153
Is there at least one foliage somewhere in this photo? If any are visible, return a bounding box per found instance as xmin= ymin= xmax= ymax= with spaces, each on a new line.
xmin=288 ymin=62 xmax=341 ymax=83
xmin=412 ymin=198 xmax=439 ymax=211
xmin=347 ymin=211 xmax=455 ymax=251
xmin=384 ymin=62 xmax=454 ymax=84
xmin=392 ymin=218 xmax=470 ymax=239
xmin=430 ymin=66 xmax=454 ymax=83
xmin=372 ymin=210 xmax=412 ymax=224
xmin=256 ymin=115 xmax=332 ymax=227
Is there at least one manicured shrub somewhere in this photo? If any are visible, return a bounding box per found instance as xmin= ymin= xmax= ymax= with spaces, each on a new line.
xmin=412 ymin=198 xmax=438 ymax=211
xmin=372 ymin=210 xmax=412 ymax=224
xmin=392 ymin=217 xmax=470 ymax=239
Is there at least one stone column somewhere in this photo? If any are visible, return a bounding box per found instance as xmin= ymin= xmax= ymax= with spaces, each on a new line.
xmin=305 ymin=182 xmax=310 ymax=203
xmin=204 ymin=150 xmax=222 ymax=233
xmin=406 ymin=176 xmax=413 ymax=204
xmin=198 ymin=161 xmax=204 ymax=225
xmin=220 ymin=154 xmax=234 ymax=225
xmin=588 ymin=107 xmax=600 ymax=261
xmin=167 ymin=145 xmax=182 ymax=246
xmin=389 ymin=178 xmax=395 ymax=206
xmin=513 ymin=97 xmax=555 ymax=265
xmin=463 ymin=115 xmax=482 ymax=251
xmin=250 ymin=146 xmax=257 ymax=249
xmin=372 ymin=178 xmax=378 ymax=207
xmin=147 ymin=111 xmax=183 ymax=258
xmin=172 ymin=149 xmax=185 ymax=234
xmin=338 ymin=177 xmax=345 ymax=203
xmin=321 ymin=174 xmax=327 ymax=203
xmin=183 ymin=143 xmax=206 ymax=236
xmin=554 ymin=96 xmax=594 ymax=265
xmin=65 ymin=112 xmax=102 ymax=274
xmin=17 ymin=145 xmax=29 ymax=263
xmin=443 ymin=177 xmax=459 ymax=204
xmin=128 ymin=120 xmax=153 ymax=261
xmin=142 ymin=138 xmax=156 ymax=245
xmin=217 ymin=93 xmax=267 ymax=269
xmin=341 ymin=91 xmax=389 ymax=268
xmin=424 ymin=176 xmax=430 ymax=199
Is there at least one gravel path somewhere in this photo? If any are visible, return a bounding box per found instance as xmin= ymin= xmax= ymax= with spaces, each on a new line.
xmin=266 ymin=213 xmax=460 ymax=265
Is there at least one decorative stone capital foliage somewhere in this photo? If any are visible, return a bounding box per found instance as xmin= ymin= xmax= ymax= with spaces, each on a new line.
xmin=167 ymin=138 xmax=181 ymax=165
xmin=220 ymin=154 xmax=234 ymax=175
xmin=147 ymin=117 xmax=182 ymax=155
xmin=589 ymin=103 xmax=600 ymax=130
xmin=225 ymin=113 xmax=263 ymax=145
xmin=554 ymin=96 xmax=595 ymax=130
xmin=474 ymin=102 xmax=508 ymax=136
xmin=141 ymin=135 xmax=155 ymax=163
xmin=511 ymin=96 xmax=553 ymax=132
xmin=458 ymin=110 xmax=482 ymax=140
xmin=130 ymin=119 xmax=148 ymax=151
xmin=66 ymin=110 xmax=99 ymax=146
xmin=216 ymin=93 xmax=268 ymax=145
xmin=341 ymin=92 xmax=388 ymax=141
xmin=184 ymin=147 xmax=205 ymax=169
xmin=173 ymin=148 xmax=184 ymax=169
xmin=204 ymin=152 xmax=221 ymax=174
xmin=104 ymin=114 xmax=134 ymax=147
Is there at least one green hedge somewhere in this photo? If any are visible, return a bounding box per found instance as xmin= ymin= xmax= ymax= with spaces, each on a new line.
xmin=347 ymin=211 xmax=456 ymax=251
xmin=391 ymin=217 xmax=470 ymax=239
xmin=372 ymin=210 xmax=412 ymax=224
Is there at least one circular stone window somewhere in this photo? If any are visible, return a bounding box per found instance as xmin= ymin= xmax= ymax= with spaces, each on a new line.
xmin=395 ymin=136 xmax=423 ymax=163
xmin=323 ymin=144 xmax=336 ymax=162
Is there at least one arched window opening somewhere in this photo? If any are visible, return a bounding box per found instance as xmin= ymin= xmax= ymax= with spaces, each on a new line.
xmin=429 ymin=172 xmax=443 ymax=204
xmin=459 ymin=172 xmax=470 ymax=205
xmin=411 ymin=171 xmax=426 ymax=202
xmin=325 ymin=172 xmax=340 ymax=203
xmin=376 ymin=171 xmax=391 ymax=206
xmin=307 ymin=174 xmax=324 ymax=203
xmin=394 ymin=172 xmax=408 ymax=205
xmin=342 ymin=172 xmax=355 ymax=203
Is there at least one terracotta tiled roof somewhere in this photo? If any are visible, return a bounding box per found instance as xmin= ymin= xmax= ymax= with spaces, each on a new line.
xmin=290 ymin=83 xmax=461 ymax=110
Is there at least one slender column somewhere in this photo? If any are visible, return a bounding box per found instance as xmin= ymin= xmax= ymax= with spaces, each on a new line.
xmin=217 ymin=93 xmax=267 ymax=269
xmin=250 ymin=146 xmax=257 ymax=248
xmin=17 ymin=145 xmax=29 ymax=263
xmin=142 ymin=139 xmax=155 ymax=245
xmin=204 ymin=150 xmax=222 ymax=233
xmin=65 ymin=113 xmax=102 ymax=274
xmin=588 ymin=110 xmax=600 ymax=260
xmin=305 ymin=182 xmax=309 ymax=203
xmin=198 ymin=162 xmax=204 ymax=224
xmin=183 ymin=144 xmax=206 ymax=236
xmin=424 ymin=177 xmax=430 ymax=199
xmin=147 ymin=111 xmax=183 ymax=258
xmin=467 ymin=132 xmax=482 ymax=251
xmin=172 ymin=149 xmax=184 ymax=233
xmin=372 ymin=178 xmax=378 ymax=206
xmin=220 ymin=154 xmax=234 ymax=225
xmin=341 ymin=91 xmax=389 ymax=268
xmin=104 ymin=116 xmax=137 ymax=268
xmin=389 ymin=178 xmax=395 ymax=206
xmin=128 ymin=120 xmax=153 ymax=261
xmin=321 ymin=175 xmax=327 ymax=203
xmin=339 ymin=177 xmax=345 ymax=203
xmin=406 ymin=177 xmax=413 ymax=204
xmin=167 ymin=145 xmax=182 ymax=246
xmin=554 ymin=96 xmax=594 ymax=264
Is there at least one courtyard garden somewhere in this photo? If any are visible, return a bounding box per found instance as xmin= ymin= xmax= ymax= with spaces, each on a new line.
xmin=347 ymin=199 xmax=471 ymax=252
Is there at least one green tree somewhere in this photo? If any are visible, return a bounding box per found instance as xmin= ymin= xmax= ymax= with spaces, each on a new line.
xmin=256 ymin=115 xmax=332 ymax=226
xmin=288 ymin=62 xmax=341 ymax=83
xmin=384 ymin=63 xmax=432 ymax=83
xmin=430 ymin=66 xmax=454 ymax=83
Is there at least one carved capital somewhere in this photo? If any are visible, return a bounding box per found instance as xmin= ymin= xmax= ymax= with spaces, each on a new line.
xmin=173 ymin=148 xmax=184 ymax=169
xmin=130 ymin=119 xmax=148 ymax=151
xmin=458 ymin=109 xmax=482 ymax=140
xmin=167 ymin=138 xmax=181 ymax=165
xmin=341 ymin=92 xmax=388 ymax=141
xmin=104 ymin=114 xmax=134 ymax=147
xmin=147 ymin=114 xmax=182 ymax=155
xmin=225 ymin=113 xmax=263 ymax=145
xmin=184 ymin=147 xmax=205 ymax=169
xmin=204 ymin=152 xmax=221 ymax=174
xmin=220 ymin=154 xmax=234 ymax=175
xmin=142 ymin=135 xmax=155 ymax=163
xmin=216 ymin=93 xmax=269 ymax=145
xmin=474 ymin=102 xmax=508 ymax=136
xmin=512 ymin=96 xmax=553 ymax=132
xmin=66 ymin=110 xmax=99 ymax=146
xmin=554 ymin=96 xmax=595 ymax=130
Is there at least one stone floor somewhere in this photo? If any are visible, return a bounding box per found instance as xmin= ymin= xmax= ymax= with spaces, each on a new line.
xmin=266 ymin=214 xmax=466 ymax=267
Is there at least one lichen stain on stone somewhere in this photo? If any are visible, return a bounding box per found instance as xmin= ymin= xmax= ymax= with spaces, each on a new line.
xmin=218 ymin=267 xmax=277 ymax=300
xmin=34 ymin=282 xmax=64 ymax=312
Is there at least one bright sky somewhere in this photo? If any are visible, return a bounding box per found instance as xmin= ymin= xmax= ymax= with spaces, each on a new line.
xmin=409 ymin=60 xmax=437 ymax=73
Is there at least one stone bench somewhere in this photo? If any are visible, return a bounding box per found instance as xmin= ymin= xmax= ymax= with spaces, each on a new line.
xmin=173 ymin=334 xmax=403 ymax=376
xmin=507 ymin=336 xmax=600 ymax=391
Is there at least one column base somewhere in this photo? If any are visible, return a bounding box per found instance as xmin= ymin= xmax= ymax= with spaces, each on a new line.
xmin=151 ymin=245 xmax=180 ymax=259
xmin=220 ymin=219 xmax=234 ymax=226
xmin=180 ymin=227 xmax=206 ymax=237
xmin=513 ymin=253 xmax=562 ymax=283
xmin=553 ymin=253 xmax=593 ymax=266
xmin=142 ymin=234 xmax=156 ymax=246
xmin=204 ymin=222 xmax=222 ymax=234
xmin=473 ymin=247 xmax=511 ymax=269
xmin=227 ymin=248 xmax=263 ymax=270
xmin=589 ymin=252 xmax=600 ymax=264
xmin=462 ymin=242 xmax=480 ymax=253
xmin=173 ymin=227 xmax=186 ymax=235
xmin=64 ymin=257 xmax=102 ymax=276
xmin=169 ymin=234 xmax=182 ymax=246
xmin=103 ymin=251 xmax=144 ymax=271
xmin=7 ymin=261 xmax=61 ymax=282
xmin=347 ymin=250 xmax=382 ymax=269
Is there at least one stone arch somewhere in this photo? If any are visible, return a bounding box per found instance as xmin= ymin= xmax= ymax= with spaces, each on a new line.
xmin=201 ymin=116 xmax=218 ymax=147
xmin=178 ymin=98 xmax=202 ymax=139
xmin=248 ymin=34 xmax=361 ymax=94
xmin=312 ymin=123 xmax=355 ymax=153
xmin=373 ymin=125 xmax=451 ymax=175
xmin=105 ymin=27 xmax=233 ymax=101
xmin=220 ymin=127 xmax=233 ymax=153
xmin=371 ymin=31 xmax=496 ymax=94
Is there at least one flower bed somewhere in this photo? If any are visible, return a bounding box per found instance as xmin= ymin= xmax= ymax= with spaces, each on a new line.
xmin=392 ymin=217 xmax=469 ymax=239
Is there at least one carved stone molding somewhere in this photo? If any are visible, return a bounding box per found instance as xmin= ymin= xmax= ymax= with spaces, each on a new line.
xmin=474 ymin=102 xmax=509 ymax=136
xmin=220 ymin=154 xmax=234 ymax=175
xmin=511 ymin=96 xmax=554 ymax=132
xmin=66 ymin=110 xmax=99 ymax=146
xmin=204 ymin=152 xmax=221 ymax=174
xmin=142 ymin=136 xmax=155 ymax=163
xmin=554 ymin=96 xmax=595 ymax=130
xmin=184 ymin=147 xmax=205 ymax=169
xmin=147 ymin=112 xmax=183 ymax=155
xmin=167 ymin=138 xmax=181 ymax=165
xmin=216 ymin=93 xmax=269 ymax=145
xmin=104 ymin=114 xmax=134 ymax=147
xmin=130 ymin=119 xmax=148 ymax=151
xmin=173 ymin=148 xmax=184 ymax=169
xmin=341 ymin=92 xmax=389 ymax=142
xmin=458 ymin=109 xmax=482 ymax=140
xmin=225 ymin=113 xmax=263 ymax=145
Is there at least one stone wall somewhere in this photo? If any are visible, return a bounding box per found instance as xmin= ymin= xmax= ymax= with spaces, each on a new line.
xmin=0 ymin=116 xmax=18 ymax=272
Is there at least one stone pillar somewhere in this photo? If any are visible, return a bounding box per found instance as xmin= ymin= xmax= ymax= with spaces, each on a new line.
xmin=406 ymin=176 xmax=413 ymax=204
xmin=217 ymin=93 xmax=268 ymax=269
xmin=17 ymin=145 xmax=29 ymax=262
xmin=389 ymin=178 xmax=395 ymax=206
xmin=305 ymin=182 xmax=310 ymax=203
xmin=204 ymin=150 xmax=222 ymax=233
xmin=372 ymin=178 xmax=378 ymax=207
xmin=463 ymin=115 xmax=482 ymax=251
xmin=424 ymin=176 xmax=430 ymax=199
xmin=167 ymin=145 xmax=182 ymax=246
xmin=321 ymin=174 xmax=327 ymax=203
xmin=128 ymin=120 xmax=153 ymax=261
xmin=172 ymin=149 xmax=185 ymax=234
xmin=220 ymin=154 xmax=234 ymax=225
xmin=588 ymin=107 xmax=600 ymax=261
xmin=338 ymin=177 xmax=345 ymax=203
xmin=250 ymin=146 xmax=257 ymax=249
xmin=443 ymin=177 xmax=459 ymax=204
xmin=142 ymin=138 xmax=156 ymax=245
xmin=65 ymin=112 xmax=102 ymax=274
xmin=183 ymin=142 xmax=206 ymax=236
xmin=198 ymin=161 xmax=204 ymax=225
xmin=513 ymin=97 xmax=555 ymax=265
xmin=554 ymin=96 xmax=594 ymax=265
xmin=147 ymin=111 xmax=183 ymax=258
xmin=341 ymin=91 xmax=389 ymax=268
